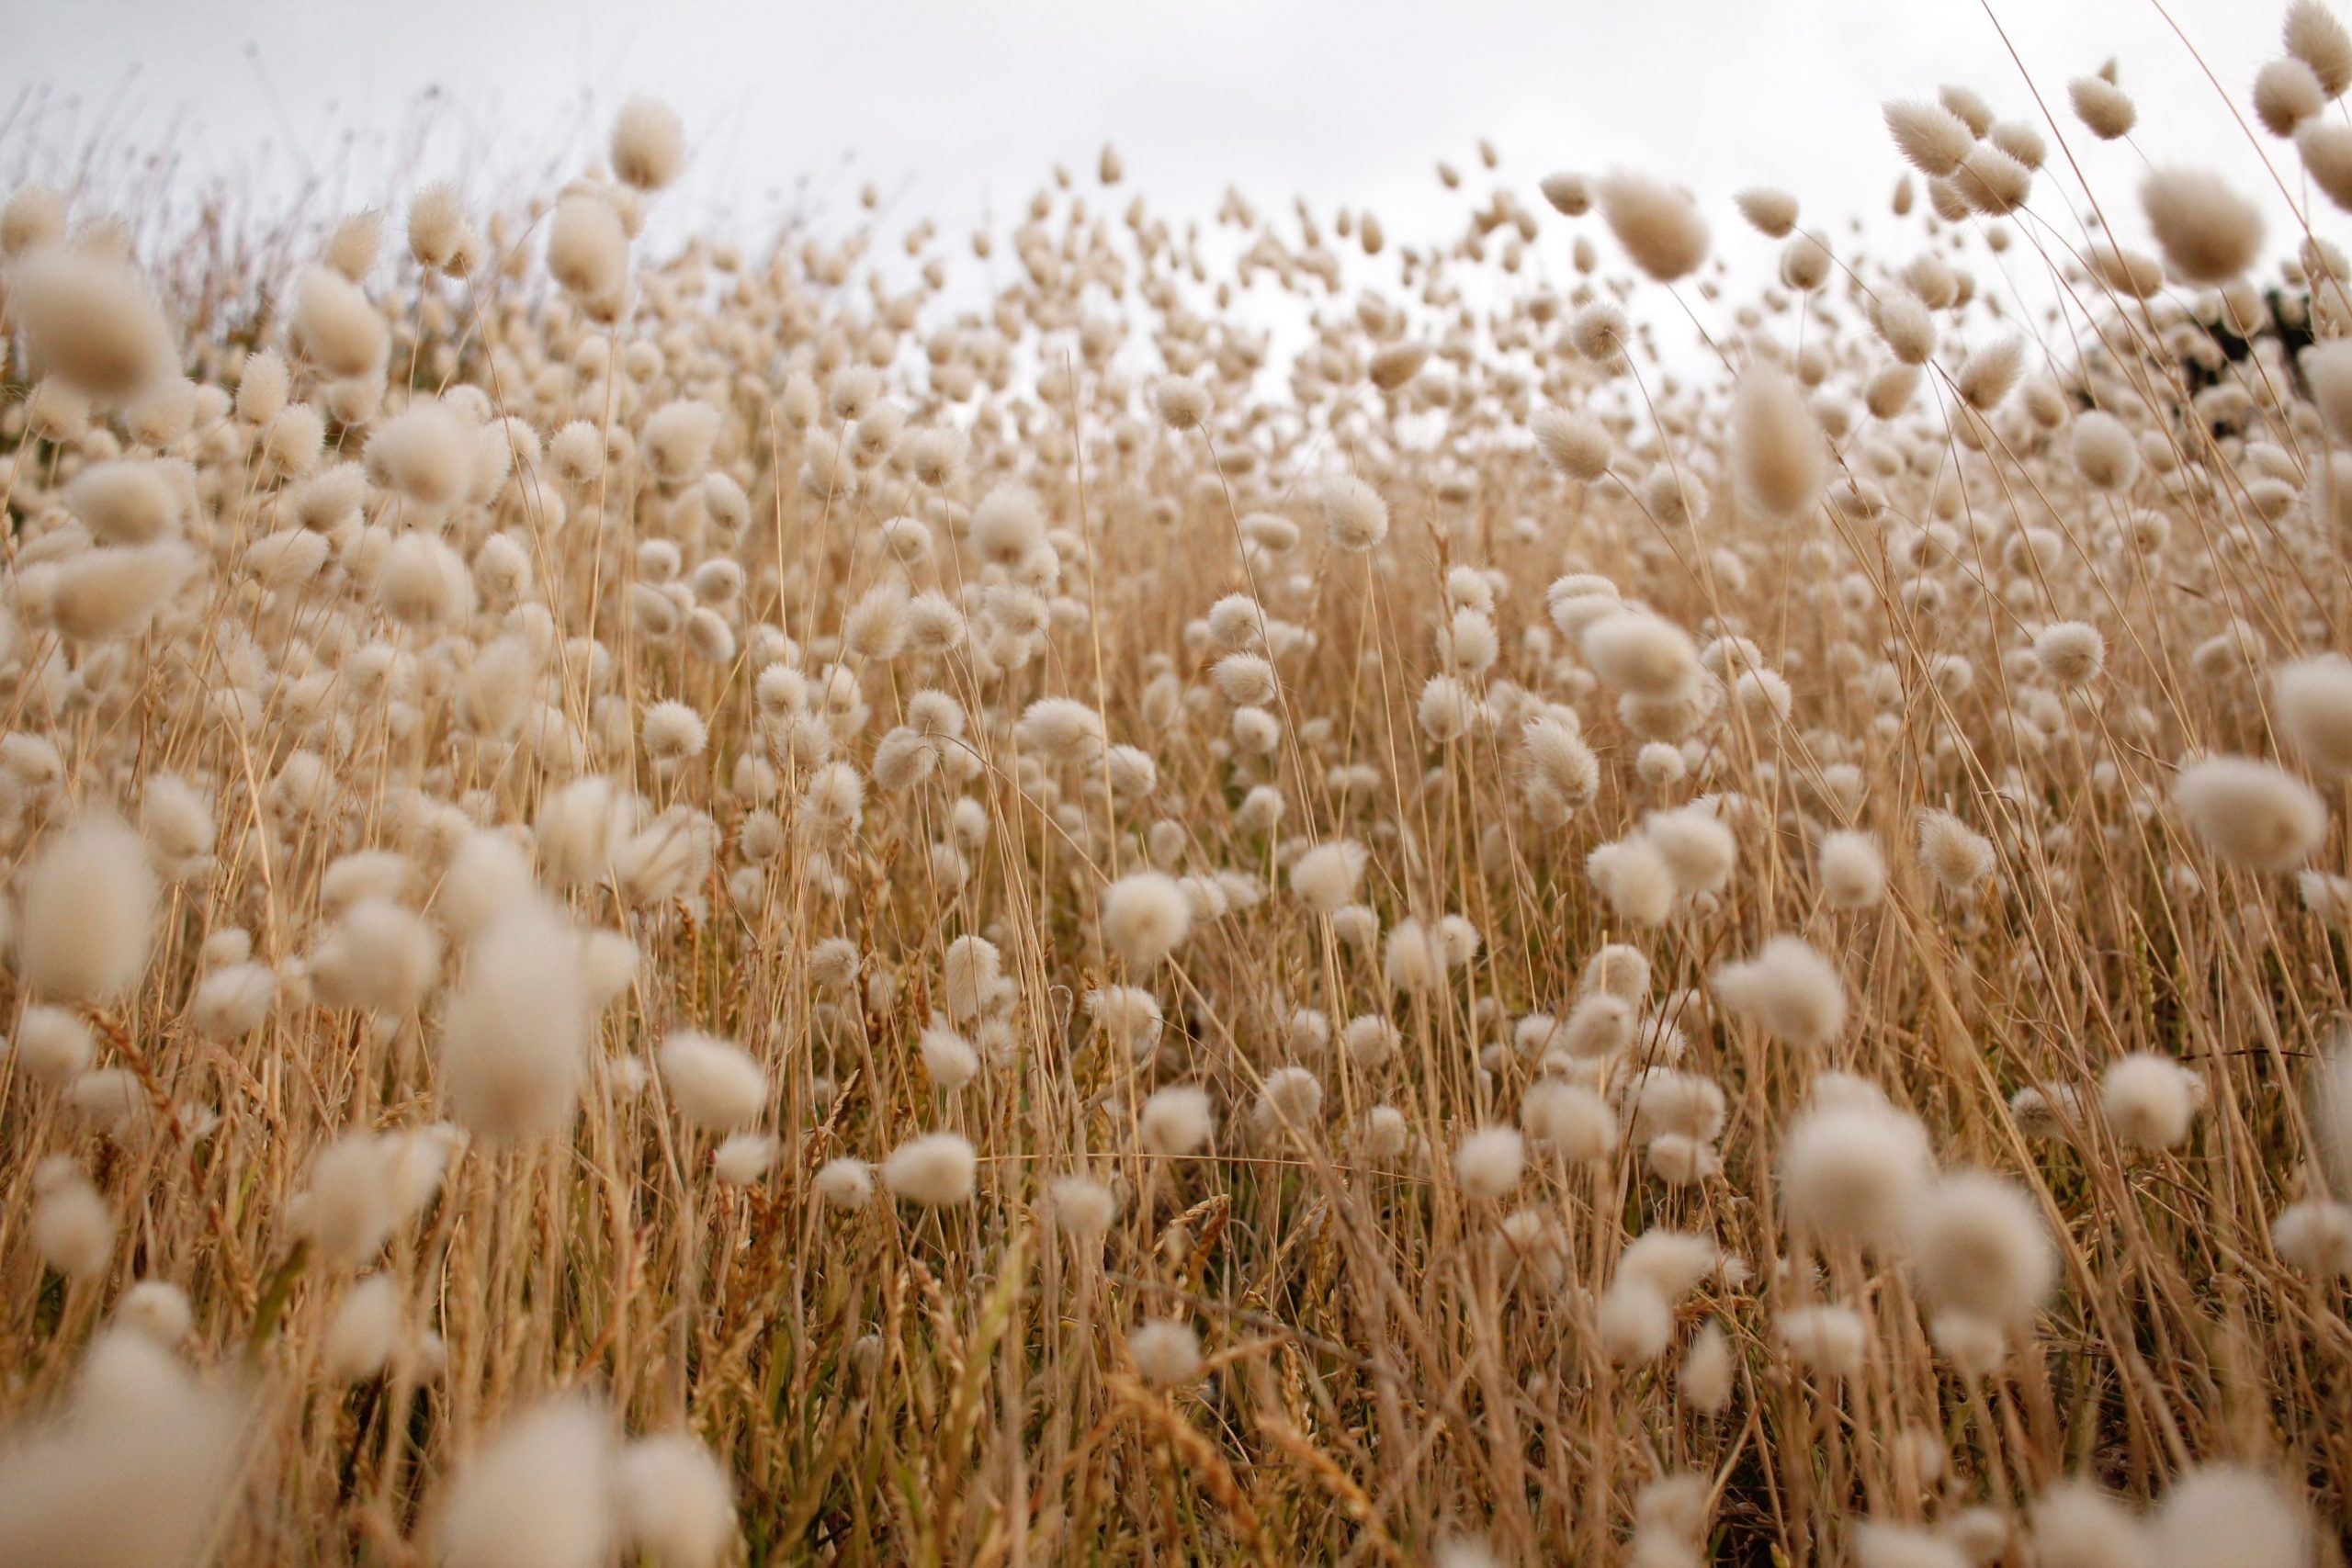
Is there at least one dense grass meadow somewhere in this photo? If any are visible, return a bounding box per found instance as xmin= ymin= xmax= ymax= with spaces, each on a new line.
xmin=2 ymin=6 xmax=2352 ymax=1563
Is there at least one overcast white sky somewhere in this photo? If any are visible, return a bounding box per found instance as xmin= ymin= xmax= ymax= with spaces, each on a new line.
xmin=0 ymin=0 xmax=2317 ymax=361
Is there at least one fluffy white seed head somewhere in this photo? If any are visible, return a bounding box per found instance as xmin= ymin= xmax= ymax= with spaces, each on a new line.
xmin=2273 ymin=1198 xmax=2352 ymax=1277
xmin=1320 ymin=473 xmax=1389 ymax=551
xmin=365 ymin=399 xmax=472 ymax=508
xmin=1736 ymin=185 xmax=1800 ymax=237
xmin=882 ymin=1132 xmax=977 ymax=1205
xmin=1918 ymin=808 xmax=1997 ymax=894
xmin=2172 ymin=756 xmax=2325 ymax=872
xmin=1521 ymin=1080 xmax=1617 ymax=1163
xmin=970 ymin=484 xmax=1046 ymax=565
xmin=2070 ymin=74 xmax=2137 ymax=139
xmin=942 ymin=935 xmax=1002 ymax=1023
xmin=1848 ymin=1523 xmax=1970 ymax=1568
xmin=1538 ymin=171 xmax=1590 ymax=215
xmin=610 ymin=98 xmax=686 ymax=192
xmin=1213 ymin=652 xmax=1278 ymax=707
xmin=1291 ymin=839 xmax=1368 ymax=915
xmin=642 ymin=400 xmax=722 ymax=486
xmin=1016 ymin=696 xmax=1105 ymax=766
xmin=1531 ymin=407 xmax=1611 ymax=480
xmin=1583 ymin=612 xmax=1699 ymax=699
xmin=1102 ymin=872 xmax=1192 ymax=969
xmin=1776 ymin=1304 xmax=1868 ymax=1379
xmin=115 ymin=1279 xmax=195 ymax=1347
xmin=1817 ymin=830 xmax=1886 ymax=909
xmin=1643 ymin=804 xmax=1736 ymax=898
xmin=2288 ymin=0 xmax=2352 ymax=96
xmin=2028 ymin=1483 xmax=2148 ymax=1568
xmin=1129 ymin=1318 xmax=1203 ymax=1386
xmin=302 ymin=1134 xmax=400 ymax=1270
xmin=616 ymin=1434 xmax=736 ymax=1568
xmin=2070 ymin=412 xmax=2141 ymax=491
xmin=2273 ymin=656 xmax=2352 ymax=778
xmin=537 ymin=778 xmax=634 ymax=890
xmin=2260 ymin=57 xmax=2329 ymax=140
xmin=919 ymin=1023 xmax=980 ymax=1091
xmin=642 ymin=700 xmax=708 ymax=763
xmin=1781 ymin=1099 xmax=1934 ymax=1251
xmin=2140 ymin=168 xmax=2263 ymax=284
xmin=1383 ymin=916 xmax=1450 ymax=991
xmin=11 ymin=246 xmax=175 ymax=399
xmin=2034 ymin=622 xmax=2106 ymax=687
xmin=2100 ymin=1054 xmax=2200 ymax=1151
xmin=659 ymin=1032 xmax=766 ymax=1133
xmin=1713 ymin=936 xmax=1846 ymax=1050
xmin=1151 ymin=375 xmax=1211 ymax=430
xmin=811 ymin=1156 xmax=874 ymax=1211
xmin=1731 ymin=367 xmax=1826 ymax=521
xmin=712 ymin=1134 xmax=779 ymax=1186
xmin=1051 ymin=1175 xmax=1119 ymax=1238
xmin=1075 ymin=989 xmax=1158 ymax=1067
xmin=15 ymin=1004 xmax=95 ymax=1085
xmin=0 ymin=1326 xmax=246 ymax=1568
xmin=65 ymin=460 xmax=182 ymax=545
xmin=1910 ymin=1171 xmax=2056 ymax=1327
xmin=0 ymin=184 xmax=65 ymax=257
xmin=323 ymin=1274 xmax=402 ymax=1382
xmin=1139 ymin=1084 xmax=1215 ymax=1156
xmin=1618 ymin=1229 xmax=1720 ymax=1302
xmin=1595 ymin=171 xmax=1709 ymax=280
xmin=1679 ymin=1319 xmax=1736 ymax=1413
xmin=289 ymin=265 xmax=387 ymax=379
xmin=2151 ymin=1465 xmax=2310 ymax=1568
xmin=439 ymin=897 xmax=590 ymax=1145
xmin=15 ymin=811 xmax=157 ymax=1005
xmin=1588 ymin=836 xmax=1677 ymax=926
xmin=1884 ymin=99 xmax=1974 ymax=176
xmin=1453 ymin=1125 xmax=1526 ymax=1201
xmin=407 ymin=183 xmax=465 ymax=268
xmin=31 ymin=1157 xmax=113 ymax=1278
xmin=436 ymin=1398 xmax=618 ymax=1568
xmin=51 ymin=542 xmax=199 ymax=642
xmin=1557 ymin=992 xmax=1635 ymax=1060
xmin=1598 ymin=1280 xmax=1674 ymax=1365
xmin=307 ymin=897 xmax=441 ymax=1015
xmin=547 ymin=193 xmax=628 ymax=301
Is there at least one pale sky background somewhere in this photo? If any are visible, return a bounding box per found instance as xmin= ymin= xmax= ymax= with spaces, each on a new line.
xmin=0 ymin=0 xmax=2321 ymax=366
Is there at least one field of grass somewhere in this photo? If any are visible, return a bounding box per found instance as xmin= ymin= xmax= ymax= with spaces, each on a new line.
xmin=0 ymin=8 xmax=2350 ymax=1565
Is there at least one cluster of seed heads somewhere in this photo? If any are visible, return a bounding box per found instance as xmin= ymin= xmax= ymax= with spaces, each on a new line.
xmin=2 ymin=11 xmax=2352 ymax=1562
